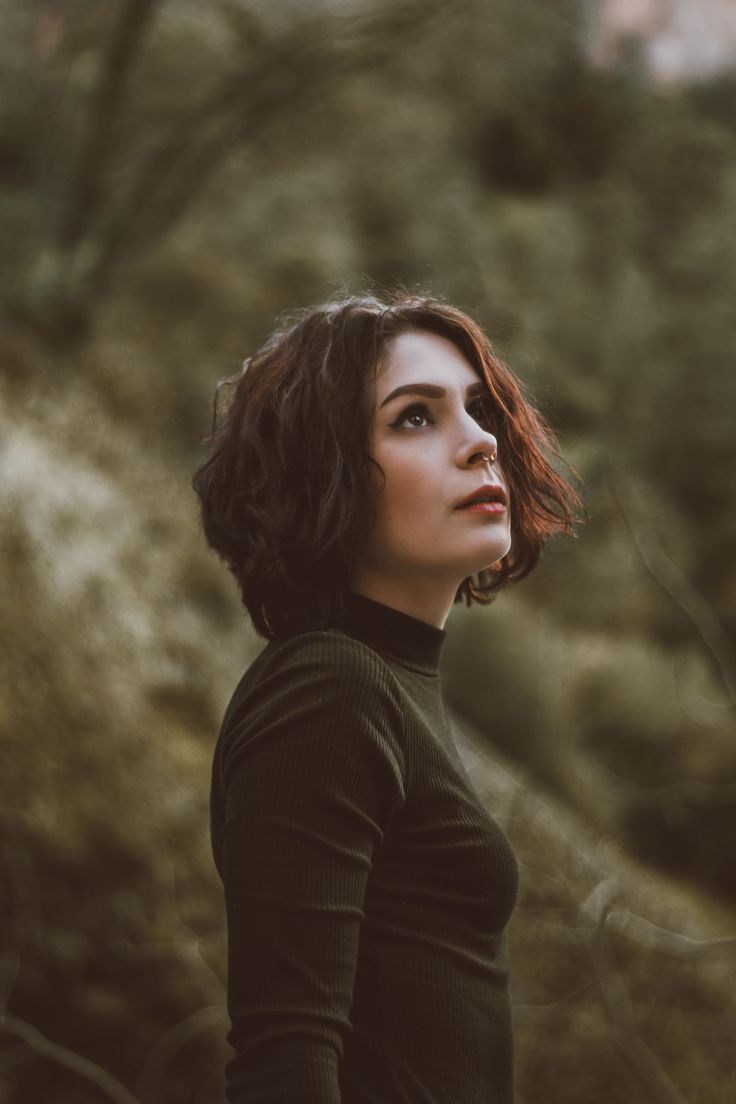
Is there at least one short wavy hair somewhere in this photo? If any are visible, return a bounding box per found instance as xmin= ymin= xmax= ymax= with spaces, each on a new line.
xmin=192 ymin=289 xmax=584 ymax=638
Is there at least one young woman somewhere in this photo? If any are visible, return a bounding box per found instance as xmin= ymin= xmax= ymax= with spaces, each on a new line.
xmin=192 ymin=290 xmax=582 ymax=1103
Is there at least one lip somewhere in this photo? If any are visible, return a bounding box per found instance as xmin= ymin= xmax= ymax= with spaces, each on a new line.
xmin=459 ymin=501 xmax=506 ymax=516
xmin=455 ymin=483 xmax=507 ymax=509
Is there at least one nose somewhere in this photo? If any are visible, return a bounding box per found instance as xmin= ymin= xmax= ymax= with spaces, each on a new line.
xmin=463 ymin=427 xmax=499 ymax=469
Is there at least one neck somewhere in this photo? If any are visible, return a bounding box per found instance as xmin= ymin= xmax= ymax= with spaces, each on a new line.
xmin=348 ymin=572 xmax=457 ymax=630
xmin=336 ymin=590 xmax=447 ymax=676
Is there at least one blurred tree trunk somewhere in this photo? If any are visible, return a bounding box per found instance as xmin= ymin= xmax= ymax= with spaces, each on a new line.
xmin=59 ymin=0 xmax=161 ymax=260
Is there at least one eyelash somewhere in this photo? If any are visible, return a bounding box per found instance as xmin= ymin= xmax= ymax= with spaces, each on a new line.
xmin=390 ymin=400 xmax=496 ymax=431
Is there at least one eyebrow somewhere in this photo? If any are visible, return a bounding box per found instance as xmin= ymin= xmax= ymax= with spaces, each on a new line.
xmin=379 ymin=380 xmax=486 ymax=409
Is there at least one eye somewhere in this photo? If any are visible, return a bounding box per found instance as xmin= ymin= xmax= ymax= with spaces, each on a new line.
xmin=391 ymin=402 xmax=434 ymax=430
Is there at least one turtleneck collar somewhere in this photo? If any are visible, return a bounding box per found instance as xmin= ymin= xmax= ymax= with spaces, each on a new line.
xmin=335 ymin=591 xmax=447 ymax=676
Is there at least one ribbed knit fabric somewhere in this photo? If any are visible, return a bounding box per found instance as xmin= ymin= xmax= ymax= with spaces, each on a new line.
xmin=210 ymin=591 xmax=520 ymax=1103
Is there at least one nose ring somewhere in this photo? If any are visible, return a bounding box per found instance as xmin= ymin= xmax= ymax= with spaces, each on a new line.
xmin=481 ymin=451 xmax=497 ymax=465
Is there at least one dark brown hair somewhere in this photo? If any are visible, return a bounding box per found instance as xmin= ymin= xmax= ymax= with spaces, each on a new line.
xmin=191 ymin=289 xmax=584 ymax=638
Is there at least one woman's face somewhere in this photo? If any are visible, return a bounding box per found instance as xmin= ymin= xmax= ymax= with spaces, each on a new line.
xmin=353 ymin=329 xmax=512 ymax=604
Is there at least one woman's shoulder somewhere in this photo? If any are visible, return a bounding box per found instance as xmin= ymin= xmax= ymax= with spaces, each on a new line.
xmin=223 ymin=627 xmax=405 ymax=733
xmin=216 ymin=627 xmax=409 ymax=788
xmin=263 ymin=626 xmax=397 ymax=682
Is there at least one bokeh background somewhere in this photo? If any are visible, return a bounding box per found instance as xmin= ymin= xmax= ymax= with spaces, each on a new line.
xmin=2 ymin=1 xmax=735 ymax=1101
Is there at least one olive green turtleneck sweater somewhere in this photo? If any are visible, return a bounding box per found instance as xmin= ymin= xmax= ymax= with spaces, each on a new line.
xmin=210 ymin=591 xmax=519 ymax=1103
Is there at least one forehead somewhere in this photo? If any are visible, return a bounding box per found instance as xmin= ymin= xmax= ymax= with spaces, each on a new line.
xmin=375 ymin=330 xmax=480 ymax=395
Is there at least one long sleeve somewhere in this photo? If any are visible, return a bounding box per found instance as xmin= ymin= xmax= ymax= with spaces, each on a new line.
xmin=217 ymin=635 xmax=407 ymax=1103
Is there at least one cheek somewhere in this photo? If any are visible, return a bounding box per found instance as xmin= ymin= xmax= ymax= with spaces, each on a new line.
xmin=375 ymin=447 xmax=425 ymax=503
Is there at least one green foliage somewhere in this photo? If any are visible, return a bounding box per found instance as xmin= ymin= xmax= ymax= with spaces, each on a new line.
xmin=453 ymin=710 xmax=736 ymax=1104
xmin=0 ymin=364 xmax=253 ymax=1102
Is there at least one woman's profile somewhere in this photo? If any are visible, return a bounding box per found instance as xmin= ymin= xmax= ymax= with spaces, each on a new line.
xmin=192 ymin=290 xmax=582 ymax=1103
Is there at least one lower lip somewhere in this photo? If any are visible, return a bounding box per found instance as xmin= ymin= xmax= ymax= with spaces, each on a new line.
xmin=457 ymin=503 xmax=506 ymax=515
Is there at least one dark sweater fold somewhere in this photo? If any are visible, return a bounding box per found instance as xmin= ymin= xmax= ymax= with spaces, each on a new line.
xmin=210 ymin=591 xmax=519 ymax=1103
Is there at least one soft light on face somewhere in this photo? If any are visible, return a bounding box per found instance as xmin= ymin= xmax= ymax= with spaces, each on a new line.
xmin=354 ymin=329 xmax=512 ymax=596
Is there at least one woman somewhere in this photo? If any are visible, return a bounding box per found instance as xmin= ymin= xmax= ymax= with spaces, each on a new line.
xmin=192 ymin=290 xmax=582 ymax=1103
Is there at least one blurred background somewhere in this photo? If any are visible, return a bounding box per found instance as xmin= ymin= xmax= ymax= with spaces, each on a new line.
xmin=1 ymin=0 xmax=735 ymax=1101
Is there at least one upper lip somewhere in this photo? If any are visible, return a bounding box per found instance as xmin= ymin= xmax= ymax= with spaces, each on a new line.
xmin=456 ymin=483 xmax=507 ymax=508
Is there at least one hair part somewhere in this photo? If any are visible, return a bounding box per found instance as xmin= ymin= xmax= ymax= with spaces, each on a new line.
xmin=192 ymin=287 xmax=585 ymax=638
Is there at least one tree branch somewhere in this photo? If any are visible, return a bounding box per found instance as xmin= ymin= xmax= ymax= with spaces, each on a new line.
xmin=512 ymin=980 xmax=595 ymax=1023
xmin=59 ymin=0 xmax=161 ymax=254
xmin=135 ymin=1005 xmax=227 ymax=1103
xmin=610 ymin=466 xmax=736 ymax=706
xmin=588 ymin=912 xmax=690 ymax=1104
xmin=84 ymin=0 xmax=440 ymax=291
xmin=0 ymin=1012 xmax=142 ymax=1104
xmin=604 ymin=907 xmax=736 ymax=959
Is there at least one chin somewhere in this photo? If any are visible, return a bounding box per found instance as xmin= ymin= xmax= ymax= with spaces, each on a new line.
xmin=478 ymin=546 xmax=511 ymax=573
xmin=460 ymin=556 xmax=505 ymax=579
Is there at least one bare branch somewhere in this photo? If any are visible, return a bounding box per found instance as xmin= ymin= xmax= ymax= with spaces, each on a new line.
xmin=610 ymin=466 xmax=736 ymax=706
xmin=0 ymin=1012 xmax=142 ymax=1104
xmin=512 ymin=980 xmax=595 ymax=1023
xmin=110 ymin=855 xmax=226 ymax=1009
xmin=135 ymin=1005 xmax=227 ymax=1103
xmin=59 ymin=0 xmax=161 ymax=253
xmin=604 ymin=907 xmax=736 ymax=959
xmin=111 ymin=936 xmax=227 ymax=1010
xmin=588 ymin=913 xmax=690 ymax=1104
xmin=86 ymin=0 xmax=443 ymax=290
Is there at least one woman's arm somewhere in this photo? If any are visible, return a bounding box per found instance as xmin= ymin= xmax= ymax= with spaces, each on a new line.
xmin=219 ymin=635 xmax=406 ymax=1104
